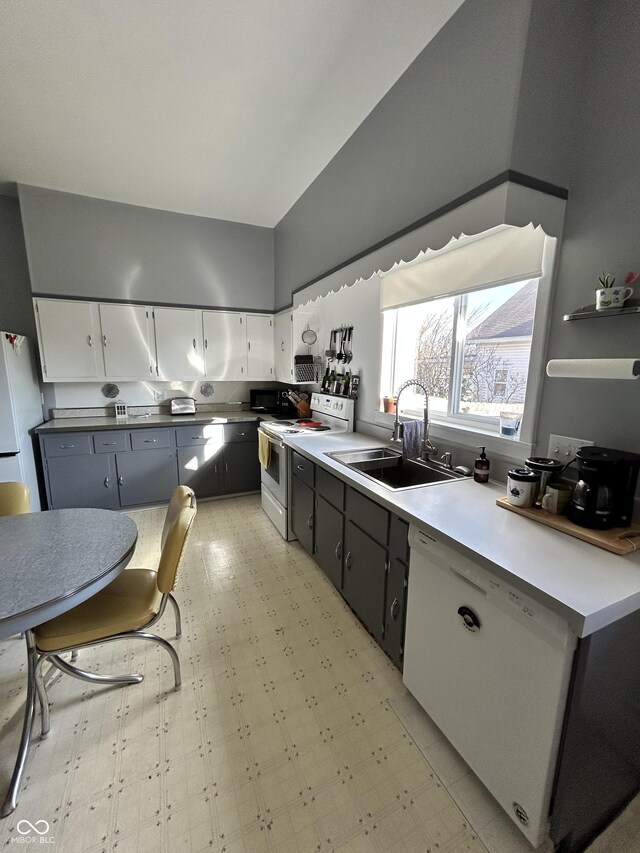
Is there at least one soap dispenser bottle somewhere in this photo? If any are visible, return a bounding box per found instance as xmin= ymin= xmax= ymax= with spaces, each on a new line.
xmin=474 ymin=446 xmax=490 ymax=483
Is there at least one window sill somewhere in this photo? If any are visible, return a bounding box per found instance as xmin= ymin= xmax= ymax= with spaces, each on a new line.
xmin=373 ymin=411 xmax=533 ymax=461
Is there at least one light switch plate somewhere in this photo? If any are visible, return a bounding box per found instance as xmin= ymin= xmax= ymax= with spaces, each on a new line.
xmin=547 ymin=434 xmax=594 ymax=462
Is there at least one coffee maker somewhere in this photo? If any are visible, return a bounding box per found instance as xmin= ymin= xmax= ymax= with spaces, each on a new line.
xmin=567 ymin=446 xmax=640 ymax=529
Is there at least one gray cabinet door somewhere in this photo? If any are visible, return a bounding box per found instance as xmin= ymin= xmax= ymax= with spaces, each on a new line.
xmin=382 ymin=557 xmax=408 ymax=670
xmin=116 ymin=449 xmax=178 ymax=507
xmin=45 ymin=454 xmax=119 ymax=510
xmin=291 ymin=474 xmax=314 ymax=555
xmin=314 ymin=495 xmax=343 ymax=589
xmin=177 ymin=445 xmax=224 ymax=498
xmin=222 ymin=443 xmax=260 ymax=494
xmin=343 ymin=519 xmax=387 ymax=642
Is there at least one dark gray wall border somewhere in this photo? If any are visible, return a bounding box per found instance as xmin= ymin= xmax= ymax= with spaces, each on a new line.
xmin=276 ymin=170 xmax=568 ymax=312
xmin=31 ymin=293 xmax=274 ymax=315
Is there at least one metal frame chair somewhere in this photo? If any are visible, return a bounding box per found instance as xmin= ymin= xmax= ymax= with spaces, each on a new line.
xmin=33 ymin=486 xmax=197 ymax=739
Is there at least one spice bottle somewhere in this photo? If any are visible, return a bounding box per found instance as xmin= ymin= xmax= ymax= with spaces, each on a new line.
xmin=474 ymin=446 xmax=491 ymax=483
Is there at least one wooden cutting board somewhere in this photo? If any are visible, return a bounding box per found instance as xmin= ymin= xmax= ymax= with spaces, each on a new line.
xmin=496 ymin=497 xmax=640 ymax=555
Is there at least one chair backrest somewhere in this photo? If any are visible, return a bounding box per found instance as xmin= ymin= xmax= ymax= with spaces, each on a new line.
xmin=161 ymin=485 xmax=195 ymax=550
xmin=0 ymin=482 xmax=30 ymax=516
xmin=157 ymin=487 xmax=197 ymax=593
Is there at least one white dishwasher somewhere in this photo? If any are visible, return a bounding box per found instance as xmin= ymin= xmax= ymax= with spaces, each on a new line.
xmin=403 ymin=526 xmax=577 ymax=848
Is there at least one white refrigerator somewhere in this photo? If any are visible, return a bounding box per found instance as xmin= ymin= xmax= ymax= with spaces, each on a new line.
xmin=0 ymin=333 xmax=44 ymax=511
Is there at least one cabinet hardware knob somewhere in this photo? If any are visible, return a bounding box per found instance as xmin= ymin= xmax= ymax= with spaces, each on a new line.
xmin=345 ymin=551 xmax=352 ymax=570
xmin=390 ymin=598 xmax=400 ymax=620
xmin=103 ymin=334 xmax=107 ymax=347
xmin=225 ymin=462 xmax=229 ymax=472
xmin=192 ymin=436 xmax=204 ymax=440
xmin=297 ymin=464 xmax=304 ymax=470
xmin=205 ymin=339 xmax=208 ymax=349
xmin=87 ymin=335 xmax=93 ymax=347
xmin=238 ymin=432 xmax=245 ymax=436
xmin=144 ymin=439 xmax=157 ymax=443
xmin=117 ymin=476 xmax=124 ymax=486
xmin=248 ymin=341 xmax=251 ymax=351
xmin=193 ymin=338 xmax=197 ymax=349
xmin=103 ymin=442 xmax=117 ymax=446
xmin=59 ymin=445 xmax=74 ymax=449
xmin=307 ymin=513 xmax=313 ymax=529
xmin=335 ymin=541 xmax=342 ymax=561
xmin=104 ymin=476 xmax=110 ymax=488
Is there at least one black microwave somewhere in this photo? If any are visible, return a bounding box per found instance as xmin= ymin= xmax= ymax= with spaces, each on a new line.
xmin=249 ymin=389 xmax=294 ymax=417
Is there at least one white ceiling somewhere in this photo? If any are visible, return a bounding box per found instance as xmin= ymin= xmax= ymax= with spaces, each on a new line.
xmin=0 ymin=0 xmax=464 ymax=227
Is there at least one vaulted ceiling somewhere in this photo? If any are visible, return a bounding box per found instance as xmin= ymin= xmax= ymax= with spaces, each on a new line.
xmin=0 ymin=0 xmax=464 ymax=226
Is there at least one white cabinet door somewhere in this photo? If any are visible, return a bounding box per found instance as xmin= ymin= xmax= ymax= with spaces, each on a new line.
xmin=202 ymin=311 xmax=247 ymax=380
xmin=34 ymin=298 xmax=102 ymax=381
xmin=274 ymin=311 xmax=293 ymax=382
xmin=247 ymin=314 xmax=274 ymax=380
xmin=153 ymin=307 xmax=204 ymax=380
xmin=99 ymin=303 xmax=156 ymax=380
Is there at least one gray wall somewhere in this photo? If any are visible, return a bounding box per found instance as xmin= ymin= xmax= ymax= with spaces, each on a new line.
xmin=274 ymin=0 xmax=533 ymax=310
xmin=0 ymin=196 xmax=36 ymax=337
xmin=535 ymin=1 xmax=640 ymax=455
xmin=18 ymin=185 xmax=274 ymax=311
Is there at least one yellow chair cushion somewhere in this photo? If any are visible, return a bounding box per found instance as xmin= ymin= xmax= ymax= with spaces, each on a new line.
xmin=35 ymin=569 xmax=162 ymax=652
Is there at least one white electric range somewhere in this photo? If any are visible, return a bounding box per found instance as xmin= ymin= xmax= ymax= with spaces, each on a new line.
xmin=259 ymin=393 xmax=355 ymax=539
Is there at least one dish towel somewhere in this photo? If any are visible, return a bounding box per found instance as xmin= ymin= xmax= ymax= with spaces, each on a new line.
xmin=258 ymin=431 xmax=271 ymax=468
xmin=402 ymin=420 xmax=422 ymax=460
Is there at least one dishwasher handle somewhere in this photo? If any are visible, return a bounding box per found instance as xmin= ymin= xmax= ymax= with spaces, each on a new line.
xmin=457 ymin=606 xmax=481 ymax=633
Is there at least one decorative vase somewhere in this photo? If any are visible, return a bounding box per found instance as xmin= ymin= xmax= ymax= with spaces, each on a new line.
xmin=596 ymin=286 xmax=633 ymax=310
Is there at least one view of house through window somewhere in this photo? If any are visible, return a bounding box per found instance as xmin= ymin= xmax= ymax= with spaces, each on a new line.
xmin=382 ymin=279 xmax=539 ymax=429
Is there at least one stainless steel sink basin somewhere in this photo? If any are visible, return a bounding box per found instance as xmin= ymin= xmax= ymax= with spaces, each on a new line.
xmin=326 ymin=447 xmax=466 ymax=490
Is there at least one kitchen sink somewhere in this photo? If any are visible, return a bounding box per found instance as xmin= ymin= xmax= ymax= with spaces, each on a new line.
xmin=326 ymin=447 xmax=466 ymax=490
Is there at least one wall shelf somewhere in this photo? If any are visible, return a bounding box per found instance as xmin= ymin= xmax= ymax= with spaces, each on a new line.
xmin=564 ymin=304 xmax=640 ymax=321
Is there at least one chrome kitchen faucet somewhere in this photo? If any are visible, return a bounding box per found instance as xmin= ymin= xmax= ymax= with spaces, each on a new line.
xmin=390 ymin=379 xmax=437 ymax=462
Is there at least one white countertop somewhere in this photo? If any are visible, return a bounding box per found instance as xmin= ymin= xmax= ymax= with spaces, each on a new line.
xmin=284 ymin=431 xmax=640 ymax=638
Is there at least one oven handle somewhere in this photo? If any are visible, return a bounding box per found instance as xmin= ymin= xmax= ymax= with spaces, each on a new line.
xmin=258 ymin=428 xmax=285 ymax=450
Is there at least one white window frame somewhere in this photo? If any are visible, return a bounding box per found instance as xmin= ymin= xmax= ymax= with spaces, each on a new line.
xmin=377 ymin=233 xmax=558 ymax=461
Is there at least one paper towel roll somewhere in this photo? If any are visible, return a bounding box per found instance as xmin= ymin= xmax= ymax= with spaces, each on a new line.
xmin=546 ymin=358 xmax=640 ymax=379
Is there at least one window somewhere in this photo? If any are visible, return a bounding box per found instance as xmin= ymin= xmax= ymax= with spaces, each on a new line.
xmin=381 ymin=278 xmax=539 ymax=432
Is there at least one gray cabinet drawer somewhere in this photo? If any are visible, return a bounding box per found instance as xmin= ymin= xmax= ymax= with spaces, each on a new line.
xmin=346 ymin=487 xmax=389 ymax=546
xmin=93 ymin=431 xmax=128 ymax=454
xmin=130 ymin=428 xmax=171 ymax=451
xmin=292 ymin=451 xmax=314 ymax=487
xmin=389 ymin=515 xmax=410 ymax=563
xmin=224 ymin=422 xmax=258 ymax=443
xmin=42 ymin=433 xmax=92 ymax=458
xmin=176 ymin=424 xmax=224 ymax=447
xmin=316 ymin=467 xmax=345 ymax=511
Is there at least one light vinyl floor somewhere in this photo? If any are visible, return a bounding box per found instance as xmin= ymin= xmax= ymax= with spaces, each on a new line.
xmin=0 ymin=495 xmax=637 ymax=852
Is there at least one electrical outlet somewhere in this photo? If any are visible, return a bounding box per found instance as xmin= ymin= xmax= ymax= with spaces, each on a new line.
xmin=153 ymin=390 xmax=165 ymax=402
xmin=547 ymin=434 xmax=594 ymax=462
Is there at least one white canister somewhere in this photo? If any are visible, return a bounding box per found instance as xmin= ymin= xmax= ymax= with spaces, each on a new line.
xmin=507 ymin=468 xmax=541 ymax=508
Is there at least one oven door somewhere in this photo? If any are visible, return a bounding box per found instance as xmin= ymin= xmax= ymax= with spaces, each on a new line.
xmin=259 ymin=429 xmax=288 ymax=507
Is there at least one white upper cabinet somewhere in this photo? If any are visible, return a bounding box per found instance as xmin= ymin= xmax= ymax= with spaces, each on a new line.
xmin=99 ymin=303 xmax=155 ymax=380
xmin=202 ymin=311 xmax=247 ymax=380
xmin=153 ymin=307 xmax=204 ymax=380
xmin=35 ymin=298 xmax=102 ymax=381
xmin=274 ymin=310 xmax=293 ymax=382
xmin=246 ymin=314 xmax=274 ymax=380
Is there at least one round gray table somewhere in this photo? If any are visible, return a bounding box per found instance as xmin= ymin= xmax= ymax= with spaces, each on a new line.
xmin=0 ymin=508 xmax=137 ymax=816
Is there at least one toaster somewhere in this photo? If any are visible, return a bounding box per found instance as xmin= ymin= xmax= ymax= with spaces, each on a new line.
xmin=170 ymin=397 xmax=196 ymax=416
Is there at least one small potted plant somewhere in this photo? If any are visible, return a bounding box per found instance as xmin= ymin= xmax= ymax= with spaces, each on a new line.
xmin=596 ymin=271 xmax=634 ymax=311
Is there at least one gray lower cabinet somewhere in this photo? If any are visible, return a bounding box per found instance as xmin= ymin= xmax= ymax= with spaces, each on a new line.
xmin=177 ymin=445 xmax=224 ymax=498
xmin=41 ymin=421 xmax=260 ymax=510
xmin=291 ymin=473 xmax=314 ymax=555
xmin=116 ymin=448 xmax=178 ymax=507
xmin=314 ymin=495 xmax=343 ymax=588
xmin=222 ymin=442 xmax=260 ymax=494
xmin=45 ymin=453 xmax=119 ymax=510
xmin=343 ymin=518 xmax=387 ymax=643
xmin=292 ymin=459 xmax=411 ymax=670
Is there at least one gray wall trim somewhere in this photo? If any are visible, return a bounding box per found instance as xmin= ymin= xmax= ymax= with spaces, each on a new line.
xmin=31 ymin=292 xmax=274 ymax=315
xmin=275 ymin=170 xmax=568 ymax=312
